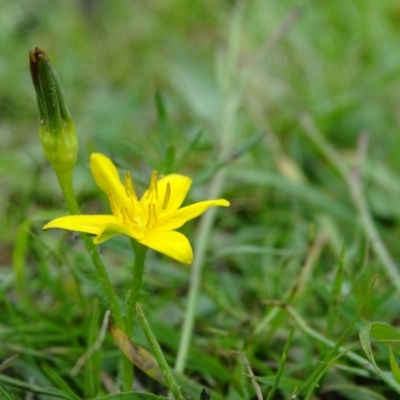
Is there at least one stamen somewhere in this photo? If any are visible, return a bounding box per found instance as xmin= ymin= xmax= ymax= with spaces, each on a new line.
xmin=124 ymin=171 xmax=137 ymax=200
xmin=120 ymin=207 xmax=136 ymax=224
xmin=162 ymin=182 xmax=171 ymax=210
xmin=146 ymin=171 xmax=159 ymax=201
xmin=109 ymin=192 xmax=121 ymax=219
xmin=145 ymin=204 xmax=151 ymax=227
xmin=146 ymin=204 xmax=157 ymax=228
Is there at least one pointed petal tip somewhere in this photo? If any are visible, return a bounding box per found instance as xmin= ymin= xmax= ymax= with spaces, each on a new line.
xmin=176 ymin=255 xmax=193 ymax=265
xmin=90 ymin=152 xmax=110 ymax=167
xmin=138 ymin=231 xmax=193 ymax=264
xmin=90 ymin=152 xmax=104 ymax=161
xmin=92 ymin=236 xmax=103 ymax=245
xmin=43 ymin=220 xmax=59 ymax=230
xmin=219 ymin=199 xmax=230 ymax=207
xmin=181 ymin=254 xmax=193 ymax=265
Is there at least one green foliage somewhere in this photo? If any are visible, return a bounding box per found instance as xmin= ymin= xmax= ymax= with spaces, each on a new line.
xmin=2 ymin=0 xmax=400 ymax=398
xmin=360 ymin=322 xmax=400 ymax=385
xmin=94 ymin=394 xmax=169 ymax=400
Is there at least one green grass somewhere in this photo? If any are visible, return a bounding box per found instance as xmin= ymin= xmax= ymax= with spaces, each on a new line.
xmin=3 ymin=0 xmax=400 ymax=398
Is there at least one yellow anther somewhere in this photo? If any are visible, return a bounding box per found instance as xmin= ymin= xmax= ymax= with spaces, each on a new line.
xmin=124 ymin=171 xmax=137 ymax=200
xmin=145 ymin=204 xmax=151 ymax=227
xmin=109 ymin=192 xmax=121 ymax=219
xmin=146 ymin=171 xmax=159 ymax=201
xmin=162 ymin=182 xmax=171 ymax=210
xmin=120 ymin=207 xmax=136 ymax=224
xmin=146 ymin=204 xmax=157 ymax=228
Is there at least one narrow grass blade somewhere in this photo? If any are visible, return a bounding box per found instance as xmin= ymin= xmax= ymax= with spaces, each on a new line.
xmin=83 ymin=302 xmax=102 ymax=396
xmin=194 ymin=133 xmax=264 ymax=186
xmin=154 ymin=89 xmax=169 ymax=166
xmin=326 ymin=241 xmax=345 ymax=337
xmin=320 ymin=383 xmax=387 ymax=400
xmin=361 ymin=322 xmax=400 ymax=349
xmin=41 ymin=363 xmax=81 ymax=400
xmin=389 ymin=347 xmax=400 ymax=385
xmin=12 ymin=219 xmax=31 ymax=305
xmin=0 ymin=355 xmax=19 ymax=372
xmin=269 ymin=300 xmax=400 ymax=394
xmin=0 ymin=374 xmax=77 ymax=399
xmin=359 ymin=323 xmax=379 ymax=370
xmin=164 ymin=144 xmax=176 ymax=174
xmin=230 ymin=132 xmax=265 ymax=160
xmin=94 ymin=393 xmax=169 ymax=400
xmin=266 ymin=326 xmax=295 ymax=400
xmin=175 ymin=129 xmax=203 ymax=170
xmin=155 ymin=89 xmax=168 ymax=128
xmin=0 ymin=383 xmax=14 ymax=400
xmin=301 ymin=275 xmax=377 ymax=398
xmin=300 ymin=114 xmax=400 ymax=293
xmin=360 ymin=321 xmax=400 ymax=385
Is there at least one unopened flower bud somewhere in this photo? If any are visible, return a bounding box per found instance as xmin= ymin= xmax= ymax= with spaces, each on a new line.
xmin=29 ymin=47 xmax=78 ymax=173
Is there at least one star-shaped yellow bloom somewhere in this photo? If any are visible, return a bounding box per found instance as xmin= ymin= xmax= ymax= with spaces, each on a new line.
xmin=44 ymin=153 xmax=229 ymax=264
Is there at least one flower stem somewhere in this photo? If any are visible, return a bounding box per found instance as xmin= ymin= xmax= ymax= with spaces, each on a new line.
xmin=54 ymin=168 xmax=133 ymax=389
xmin=121 ymin=239 xmax=147 ymax=391
xmin=55 ymin=168 xmax=123 ymax=327
xmin=136 ymin=303 xmax=185 ymax=400
xmin=126 ymin=239 xmax=148 ymax=337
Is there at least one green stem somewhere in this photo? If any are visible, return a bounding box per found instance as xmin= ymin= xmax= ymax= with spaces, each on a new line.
xmin=126 ymin=239 xmax=148 ymax=337
xmin=55 ymin=168 xmax=123 ymax=327
xmin=136 ymin=303 xmax=185 ymax=400
xmin=54 ymin=168 xmax=133 ymax=390
xmin=121 ymin=239 xmax=147 ymax=391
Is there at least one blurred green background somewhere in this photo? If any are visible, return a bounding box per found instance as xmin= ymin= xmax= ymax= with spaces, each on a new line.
xmin=3 ymin=0 xmax=400 ymax=399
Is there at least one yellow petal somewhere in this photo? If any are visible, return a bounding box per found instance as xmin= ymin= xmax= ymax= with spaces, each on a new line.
xmin=44 ymin=215 xmax=118 ymax=235
xmin=90 ymin=153 xmax=131 ymax=209
xmin=43 ymin=215 xmax=144 ymax=244
xmin=138 ymin=230 xmax=193 ymax=264
xmin=156 ymin=199 xmax=230 ymax=231
xmin=141 ymin=174 xmax=192 ymax=213
xmin=94 ymin=221 xmax=144 ymax=244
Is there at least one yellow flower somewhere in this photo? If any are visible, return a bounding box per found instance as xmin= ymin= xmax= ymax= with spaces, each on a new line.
xmin=44 ymin=153 xmax=229 ymax=264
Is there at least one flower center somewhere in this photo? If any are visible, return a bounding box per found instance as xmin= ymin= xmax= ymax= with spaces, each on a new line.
xmin=109 ymin=171 xmax=172 ymax=230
